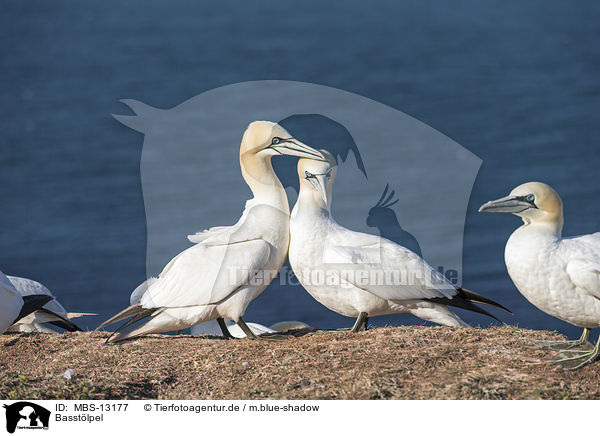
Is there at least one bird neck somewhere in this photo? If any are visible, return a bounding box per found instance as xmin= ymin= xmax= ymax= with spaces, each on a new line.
xmin=295 ymin=186 xmax=330 ymax=219
xmin=240 ymin=151 xmax=289 ymax=213
xmin=519 ymin=214 xmax=563 ymax=239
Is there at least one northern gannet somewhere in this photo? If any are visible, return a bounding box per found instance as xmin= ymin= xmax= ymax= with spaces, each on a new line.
xmin=479 ymin=181 xmax=600 ymax=369
xmin=289 ymin=152 xmax=510 ymax=331
xmin=0 ymin=270 xmax=52 ymax=334
xmin=98 ymin=121 xmax=325 ymax=342
xmin=127 ymin=278 xmax=276 ymax=338
xmin=6 ymin=276 xmax=88 ymax=333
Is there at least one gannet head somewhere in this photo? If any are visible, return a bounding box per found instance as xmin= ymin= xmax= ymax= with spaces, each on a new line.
xmin=297 ymin=150 xmax=337 ymax=207
xmin=479 ymin=181 xmax=563 ymax=230
xmin=241 ymin=121 xmax=325 ymax=160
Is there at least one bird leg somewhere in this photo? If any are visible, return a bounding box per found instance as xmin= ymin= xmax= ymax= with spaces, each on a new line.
xmin=236 ymin=317 xmax=290 ymax=341
xmin=217 ymin=317 xmax=235 ymax=340
xmin=236 ymin=317 xmax=259 ymax=339
xmin=551 ymin=334 xmax=600 ymax=370
xmin=537 ymin=328 xmax=592 ymax=350
xmin=351 ymin=312 xmax=368 ymax=333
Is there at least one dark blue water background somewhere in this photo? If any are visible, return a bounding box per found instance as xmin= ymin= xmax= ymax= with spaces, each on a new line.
xmin=1 ymin=1 xmax=599 ymax=338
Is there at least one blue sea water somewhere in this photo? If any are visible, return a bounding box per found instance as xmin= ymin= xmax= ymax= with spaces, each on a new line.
xmin=1 ymin=0 xmax=599 ymax=338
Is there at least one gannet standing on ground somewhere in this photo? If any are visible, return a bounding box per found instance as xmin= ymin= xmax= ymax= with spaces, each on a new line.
xmin=289 ymin=152 xmax=510 ymax=331
xmin=6 ymin=276 xmax=89 ymax=333
xmin=479 ymin=182 xmax=600 ymax=369
xmin=98 ymin=121 xmax=325 ymax=342
xmin=129 ymin=278 xmax=280 ymax=338
xmin=0 ymin=270 xmax=52 ymax=334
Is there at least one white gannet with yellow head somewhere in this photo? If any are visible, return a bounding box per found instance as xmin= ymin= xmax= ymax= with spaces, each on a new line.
xmin=480 ymin=181 xmax=600 ymax=369
xmin=98 ymin=121 xmax=325 ymax=342
xmin=289 ymin=151 xmax=509 ymax=331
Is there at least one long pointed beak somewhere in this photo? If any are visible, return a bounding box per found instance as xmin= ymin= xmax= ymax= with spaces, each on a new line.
xmin=269 ymin=139 xmax=325 ymax=160
xmin=309 ymin=175 xmax=329 ymax=206
xmin=478 ymin=195 xmax=532 ymax=213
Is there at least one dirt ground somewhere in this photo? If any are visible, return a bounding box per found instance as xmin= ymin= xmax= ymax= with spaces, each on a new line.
xmin=1 ymin=326 xmax=599 ymax=400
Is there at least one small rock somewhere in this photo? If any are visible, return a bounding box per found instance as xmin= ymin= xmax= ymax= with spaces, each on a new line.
xmin=242 ymin=361 xmax=249 ymax=367
xmin=62 ymin=369 xmax=74 ymax=380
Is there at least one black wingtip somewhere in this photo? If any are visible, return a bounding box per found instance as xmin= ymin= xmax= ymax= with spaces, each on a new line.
xmin=457 ymin=287 xmax=512 ymax=314
xmin=48 ymin=320 xmax=83 ymax=332
xmin=36 ymin=308 xmax=83 ymax=332
xmin=428 ymin=294 xmax=502 ymax=322
xmin=13 ymin=295 xmax=53 ymax=324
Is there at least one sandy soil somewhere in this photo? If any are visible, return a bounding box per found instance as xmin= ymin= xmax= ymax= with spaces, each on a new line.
xmin=1 ymin=326 xmax=598 ymax=400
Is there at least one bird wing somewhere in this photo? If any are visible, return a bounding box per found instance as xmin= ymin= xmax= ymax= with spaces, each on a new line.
xmin=8 ymin=276 xmax=70 ymax=316
xmin=187 ymin=225 xmax=234 ymax=243
xmin=563 ymin=232 xmax=600 ymax=300
xmin=7 ymin=276 xmax=52 ymax=297
xmin=129 ymin=277 xmax=158 ymax=305
xmin=323 ymin=224 xmax=457 ymax=301
xmin=140 ymin=238 xmax=272 ymax=309
xmin=6 ymin=276 xmax=91 ymax=331
xmin=187 ymin=200 xmax=253 ymax=244
xmin=566 ymin=259 xmax=600 ymax=300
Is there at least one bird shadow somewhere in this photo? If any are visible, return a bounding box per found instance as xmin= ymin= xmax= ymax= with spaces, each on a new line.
xmin=366 ymin=184 xmax=422 ymax=257
xmin=273 ymin=114 xmax=367 ymax=193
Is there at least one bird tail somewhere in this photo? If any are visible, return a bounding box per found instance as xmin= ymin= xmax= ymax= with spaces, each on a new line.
xmin=105 ymin=314 xmax=162 ymax=343
xmin=96 ymin=303 xmax=146 ymax=330
xmin=37 ymin=308 xmax=83 ymax=332
xmin=458 ymin=288 xmax=512 ymax=313
xmin=428 ymin=295 xmax=500 ymax=322
xmin=96 ymin=303 xmax=159 ymax=343
xmin=427 ymin=287 xmax=511 ymax=323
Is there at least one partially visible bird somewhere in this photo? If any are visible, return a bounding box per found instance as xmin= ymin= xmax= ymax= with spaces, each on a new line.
xmin=6 ymin=276 xmax=90 ymax=333
xmin=190 ymin=320 xmax=275 ymax=338
xmin=480 ymin=181 xmax=600 ymax=369
xmin=98 ymin=121 xmax=325 ymax=342
xmin=0 ymin=270 xmax=52 ymax=334
xmin=190 ymin=319 xmax=311 ymax=338
xmin=289 ymin=151 xmax=510 ymax=332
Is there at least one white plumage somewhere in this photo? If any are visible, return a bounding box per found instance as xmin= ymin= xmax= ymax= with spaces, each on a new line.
xmin=6 ymin=276 xmax=90 ymax=333
xmin=190 ymin=319 xmax=311 ymax=338
xmin=0 ymin=271 xmax=23 ymax=334
xmin=289 ymin=151 xmax=508 ymax=331
xmin=190 ymin=320 xmax=275 ymax=338
xmin=99 ymin=121 xmax=325 ymax=342
xmin=480 ymin=181 xmax=600 ymax=369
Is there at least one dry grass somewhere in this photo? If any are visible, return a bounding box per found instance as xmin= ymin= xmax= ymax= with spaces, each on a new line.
xmin=1 ymin=326 xmax=599 ymax=400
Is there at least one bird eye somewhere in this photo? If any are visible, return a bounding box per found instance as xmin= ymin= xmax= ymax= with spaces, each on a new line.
xmin=526 ymin=194 xmax=535 ymax=202
xmin=271 ymin=137 xmax=281 ymax=145
xmin=305 ymin=171 xmax=314 ymax=179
